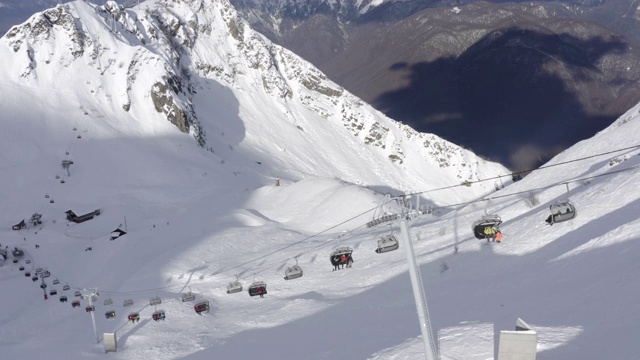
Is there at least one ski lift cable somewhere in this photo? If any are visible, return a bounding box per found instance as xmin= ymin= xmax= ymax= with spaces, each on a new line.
xmin=403 ymin=144 xmax=640 ymax=198
xmin=52 ymin=162 xmax=640 ymax=298
xmin=86 ymin=211 xmax=382 ymax=296
xmin=434 ymin=163 xmax=640 ymax=212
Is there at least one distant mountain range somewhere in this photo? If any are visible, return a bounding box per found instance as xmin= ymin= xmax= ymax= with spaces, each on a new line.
xmin=230 ymin=0 xmax=640 ymax=170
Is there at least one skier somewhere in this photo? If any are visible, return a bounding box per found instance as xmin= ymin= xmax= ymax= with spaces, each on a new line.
xmin=496 ymin=231 xmax=503 ymax=243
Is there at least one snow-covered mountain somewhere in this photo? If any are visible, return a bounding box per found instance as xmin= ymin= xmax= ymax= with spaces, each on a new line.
xmin=1 ymin=1 xmax=640 ymax=359
xmin=1 ymin=0 xmax=509 ymax=207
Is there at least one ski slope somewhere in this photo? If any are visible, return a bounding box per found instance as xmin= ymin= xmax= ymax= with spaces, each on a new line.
xmin=1 ymin=94 xmax=639 ymax=359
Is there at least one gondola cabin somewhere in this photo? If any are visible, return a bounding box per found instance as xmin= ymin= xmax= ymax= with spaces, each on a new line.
xmin=330 ymin=247 xmax=353 ymax=268
xmin=546 ymin=201 xmax=577 ymax=224
xmin=182 ymin=291 xmax=196 ymax=302
xmin=60 ymin=296 xmax=68 ymax=303
xmin=194 ymin=301 xmax=210 ymax=314
xmin=472 ymin=215 xmax=502 ymax=239
xmin=248 ymin=281 xmax=267 ymax=297
xmin=85 ymin=305 xmax=95 ymax=313
xmin=71 ymin=300 xmax=81 ymax=308
xmin=284 ymin=265 xmax=303 ymax=280
xmin=152 ymin=310 xmax=166 ymax=321
xmin=123 ymin=299 xmax=134 ymax=307
xmin=128 ymin=313 xmax=140 ymax=322
xmin=226 ymin=281 xmax=242 ymax=294
xmin=150 ymin=296 xmax=162 ymax=306
xmin=375 ymin=235 xmax=399 ymax=254
xmin=105 ymin=310 xmax=116 ymax=319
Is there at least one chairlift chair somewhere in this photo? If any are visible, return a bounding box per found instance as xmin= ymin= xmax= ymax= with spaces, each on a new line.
xmin=53 ymin=279 xmax=60 ymax=285
xmin=71 ymin=300 xmax=81 ymax=308
xmin=152 ymin=310 xmax=166 ymax=321
xmin=547 ymin=200 xmax=577 ymax=224
xmin=12 ymin=259 xmax=18 ymax=264
xmin=86 ymin=305 xmax=95 ymax=313
xmin=226 ymin=280 xmax=243 ymax=294
xmin=105 ymin=310 xmax=116 ymax=319
xmin=248 ymin=281 xmax=267 ymax=297
xmin=42 ymin=270 xmax=50 ymax=278
xmin=123 ymin=299 xmax=134 ymax=307
xmin=45 ymin=194 xmax=50 ymax=198
xmin=472 ymin=215 xmax=502 ymax=240
xmin=330 ymin=246 xmax=353 ymax=268
xmin=62 ymin=284 xmax=70 ymax=291
xmin=26 ymin=259 xmax=31 ymax=264
xmin=128 ymin=312 xmax=140 ymax=322
xmin=32 ymin=276 xmax=39 ymax=282
xmin=375 ymin=234 xmax=399 ymax=254
xmin=19 ymin=266 xmax=25 ymax=271
xmin=181 ymin=288 xmax=196 ymax=302
xmin=60 ymin=296 xmax=68 ymax=303
xmin=74 ymin=291 xmax=82 ymax=298
xmin=194 ymin=301 xmax=210 ymax=314
xmin=40 ymin=283 xmax=47 ymax=289
xmin=284 ymin=265 xmax=303 ymax=280
xmin=150 ymin=296 xmax=162 ymax=306
xmin=104 ymin=298 xmax=113 ymax=306
xmin=25 ymin=271 xmax=31 ymax=277
xmin=50 ymin=289 xmax=57 ymax=296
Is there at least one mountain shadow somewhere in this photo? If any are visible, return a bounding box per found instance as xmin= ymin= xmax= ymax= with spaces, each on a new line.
xmin=374 ymin=27 xmax=633 ymax=171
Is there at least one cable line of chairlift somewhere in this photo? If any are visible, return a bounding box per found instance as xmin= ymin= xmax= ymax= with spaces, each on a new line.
xmin=15 ymin=150 xmax=638 ymax=322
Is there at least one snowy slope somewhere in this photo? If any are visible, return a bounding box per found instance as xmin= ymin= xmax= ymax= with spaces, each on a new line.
xmin=1 ymin=0 xmax=639 ymax=359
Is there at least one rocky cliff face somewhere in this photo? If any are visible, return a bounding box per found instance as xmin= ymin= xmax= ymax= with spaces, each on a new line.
xmin=230 ymin=0 xmax=640 ymax=170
